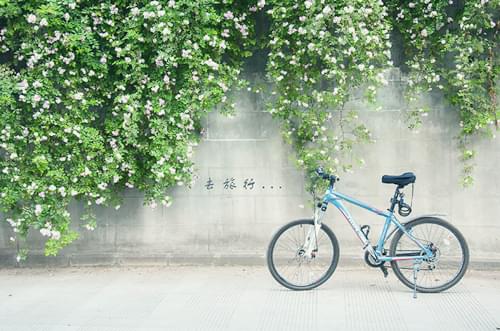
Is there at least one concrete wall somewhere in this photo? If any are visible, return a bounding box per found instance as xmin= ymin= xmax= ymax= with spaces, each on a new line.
xmin=1 ymin=69 xmax=499 ymax=267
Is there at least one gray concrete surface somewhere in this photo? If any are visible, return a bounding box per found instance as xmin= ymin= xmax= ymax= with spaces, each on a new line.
xmin=1 ymin=68 xmax=499 ymax=266
xmin=0 ymin=266 xmax=498 ymax=331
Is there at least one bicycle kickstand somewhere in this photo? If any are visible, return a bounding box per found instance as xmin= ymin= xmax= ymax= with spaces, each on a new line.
xmin=412 ymin=261 xmax=421 ymax=299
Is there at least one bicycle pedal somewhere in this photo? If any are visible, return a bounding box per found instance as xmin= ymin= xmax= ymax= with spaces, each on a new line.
xmin=380 ymin=265 xmax=389 ymax=278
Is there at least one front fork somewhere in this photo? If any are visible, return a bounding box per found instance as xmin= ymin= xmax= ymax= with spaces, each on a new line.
xmin=303 ymin=204 xmax=326 ymax=258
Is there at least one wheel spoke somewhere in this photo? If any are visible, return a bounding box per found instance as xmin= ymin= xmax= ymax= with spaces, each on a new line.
xmin=391 ymin=219 xmax=468 ymax=292
xmin=269 ymin=220 xmax=338 ymax=289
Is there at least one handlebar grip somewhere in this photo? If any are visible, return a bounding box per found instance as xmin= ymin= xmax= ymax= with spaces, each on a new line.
xmin=315 ymin=167 xmax=324 ymax=176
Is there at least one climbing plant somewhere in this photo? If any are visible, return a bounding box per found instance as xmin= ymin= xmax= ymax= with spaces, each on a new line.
xmin=0 ymin=0 xmax=498 ymax=258
xmin=0 ymin=0 xmax=254 ymax=257
xmin=387 ymin=0 xmax=499 ymax=186
xmin=262 ymin=0 xmax=392 ymax=191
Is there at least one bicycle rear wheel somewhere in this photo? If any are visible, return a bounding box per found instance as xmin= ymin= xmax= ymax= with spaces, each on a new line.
xmin=390 ymin=217 xmax=469 ymax=293
xmin=267 ymin=219 xmax=340 ymax=290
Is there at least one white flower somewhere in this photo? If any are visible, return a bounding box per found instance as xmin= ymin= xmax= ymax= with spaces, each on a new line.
xmin=27 ymin=14 xmax=37 ymax=24
xmin=10 ymin=152 xmax=17 ymax=160
xmin=357 ymin=64 xmax=365 ymax=71
xmin=40 ymin=228 xmax=51 ymax=237
xmin=98 ymin=182 xmax=108 ymax=190
xmin=168 ymin=0 xmax=176 ymax=7
xmin=64 ymin=13 xmax=70 ymax=21
xmin=100 ymin=56 xmax=107 ymax=64
xmin=35 ymin=204 xmax=43 ymax=216
xmin=304 ymin=1 xmax=313 ymax=9
xmin=110 ymin=5 xmax=118 ymax=15
xmin=81 ymin=167 xmax=91 ymax=177
xmin=162 ymin=196 xmax=172 ymax=207
xmin=48 ymin=185 xmax=56 ymax=191
xmin=17 ymin=80 xmax=29 ymax=91
xmin=119 ymin=95 xmax=129 ymax=103
xmin=204 ymin=59 xmax=219 ymax=70
xmin=163 ymin=74 xmax=170 ymax=84
xmin=95 ymin=197 xmax=105 ymax=205
xmin=32 ymin=94 xmax=41 ymax=103
xmin=85 ymin=224 xmax=95 ymax=231
xmin=73 ymin=92 xmax=84 ymax=100
xmin=131 ymin=7 xmax=140 ymax=16
xmin=224 ymin=11 xmax=234 ymax=20
xmin=51 ymin=230 xmax=61 ymax=240
xmin=257 ymin=0 xmax=265 ymax=8
xmin=409 ymin=2 xmax=415 ymax=8
xmin=39 ymin=18 xmax=48 ymax=27
xmin=420 ymin=29 xmax=428 ymax=37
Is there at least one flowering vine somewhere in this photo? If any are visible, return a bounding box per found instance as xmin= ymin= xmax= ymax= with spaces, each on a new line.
xmin=262 ymin=0 xmax=392 ymax=191
xmin=387 ymin=0 xmax=499 ymax=186
xmin=0 ymin=0 xmax=498 ymax=259
xmin=0 ymin=0 xmax=253 ymax=257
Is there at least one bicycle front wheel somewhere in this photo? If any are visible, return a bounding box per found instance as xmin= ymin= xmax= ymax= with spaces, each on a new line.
xmin=267 ymin=219 xmax=340 ymax=291
xmin=390 ymin=217 xmax=469 ymax=293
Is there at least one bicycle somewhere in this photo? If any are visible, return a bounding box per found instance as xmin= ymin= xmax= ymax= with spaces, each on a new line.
xmin=266 ymin=167 xmax=469 ymax=298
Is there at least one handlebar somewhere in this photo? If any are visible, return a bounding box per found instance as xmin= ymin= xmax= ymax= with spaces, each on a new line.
xmin=315 ymin=167 xmax=340 ymax=183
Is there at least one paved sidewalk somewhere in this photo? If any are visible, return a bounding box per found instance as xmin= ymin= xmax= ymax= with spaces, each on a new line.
xmin=0 ymin=265 xmax=498 ymax=331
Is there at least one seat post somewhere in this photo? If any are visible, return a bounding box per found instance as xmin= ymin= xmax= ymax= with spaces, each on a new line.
xmin=389 ymin=187 xmax=401 ymax=212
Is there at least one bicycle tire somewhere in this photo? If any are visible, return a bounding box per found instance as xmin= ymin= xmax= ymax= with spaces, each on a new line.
xmin=267 ymin=219 xmax=340 ymax=291
xmin=390 ymin=217 xmax=469 ymax=293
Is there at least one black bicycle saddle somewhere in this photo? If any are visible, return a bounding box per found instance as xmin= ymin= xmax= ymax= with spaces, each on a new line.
xmin=381 ymin=172 xmax=416 ymax=187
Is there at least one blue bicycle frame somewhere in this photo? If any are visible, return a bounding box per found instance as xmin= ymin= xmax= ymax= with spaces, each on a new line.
xmin=315 ymin=185 xmax=434 ymax=262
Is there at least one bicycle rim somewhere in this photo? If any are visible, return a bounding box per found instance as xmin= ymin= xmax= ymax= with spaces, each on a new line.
xmin=269 ymin=220 xmax=338 ymax=289
xmin=391 ymin=218 xmax=468 ymax=292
